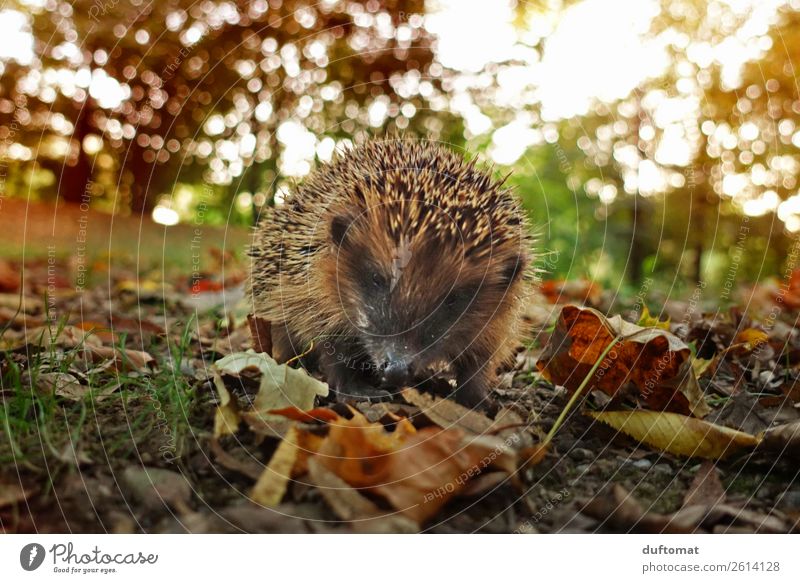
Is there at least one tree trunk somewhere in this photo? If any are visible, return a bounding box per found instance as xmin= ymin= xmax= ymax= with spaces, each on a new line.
xmin=628 ymin=194 xmax=645 ymax=286
xmin=58 ymin=104 xmax=93 ymax=205
xmin=128 ymin=142 xmax=154 ymax=214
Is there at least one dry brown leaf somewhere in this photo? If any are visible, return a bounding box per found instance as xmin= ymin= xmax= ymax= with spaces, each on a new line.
xmin=367 ymin=428 xmax=503 ymax=524
xmin=0 ymin=293 xmax=44 ymax=313
xmin=538 ymin=305 xmax=709 ymax=417
xmin=83 ymin=345 xmax=155 ymax=372
xmin=683 ymin=460 xmax=726 ymax=508
xmin=401 ymin=387 xmax=494 ymax=434
xmin=589 ymin=410 xmax=759 ymax=459
xmin=121 ymin=467 xmax=192 ymax=515
xmin=212 ymin=374 xmax=241 ymax=439
xmin=582 ymin=484 xmax=786 ymax=533
xmin=209 ymin=438 xmax=263 ymax=480
xmin=307 ymin=457 xmax=418 ymax=533
xmin=256 ymin=406 xmax=518 ymax=524
xmin=759 ymin=420 xmax=800 ymax=457
xmin=0 ymin=482 xmax=36 ymax=508
xmin=1 ymin=324 xmax=103 ymax=351
xmin=247 ymin=314 xmax=272 ymax=355
xmin=250 ymin=424 xmax=300 ymax=507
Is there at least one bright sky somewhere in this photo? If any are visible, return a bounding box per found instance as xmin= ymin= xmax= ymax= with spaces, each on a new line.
xmin=429 ymin=0 xmax=667 ymax=120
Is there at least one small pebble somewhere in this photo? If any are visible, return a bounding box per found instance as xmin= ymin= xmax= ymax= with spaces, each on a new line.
xmin=567 ymin=447 xmax=593 ymax=461
xmin=776 ymin=489 xmax=800 ymax=508
xmin=632 ymin=459 xmax=653 ymax=470
xmin=653 ymin=463 xmax=672 ymax=475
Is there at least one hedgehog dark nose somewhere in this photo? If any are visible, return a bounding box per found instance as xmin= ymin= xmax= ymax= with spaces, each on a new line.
xmin=381 ymin=358 xmax=411 ymax=387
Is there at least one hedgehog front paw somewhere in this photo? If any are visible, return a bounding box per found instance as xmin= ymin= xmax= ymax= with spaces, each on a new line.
xmin=453 ymin=372 xmax=493 ymax=409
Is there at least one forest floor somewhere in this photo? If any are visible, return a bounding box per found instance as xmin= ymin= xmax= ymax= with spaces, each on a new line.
xmin=0 ymin=220 xmax=799 ymax=533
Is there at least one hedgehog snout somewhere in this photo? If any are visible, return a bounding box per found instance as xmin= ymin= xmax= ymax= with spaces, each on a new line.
xmin=379 ymin=352 xmax=413 ymax=388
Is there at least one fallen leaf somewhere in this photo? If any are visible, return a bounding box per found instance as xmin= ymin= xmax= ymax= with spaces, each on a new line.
xmin=82 ymin=345 xmax=155 ymax=373
xmin=212 ymin=374 xmax=241 ymax=439
xmin=250 ymin=424 xmax=300 ymax=507
xmin=239 ymin=411 xmax=293 ymax=439
xmin=538 ymin=305 xmax=710 ymax=417
xmin=30 ymin=372 xmax=119 ymax=402
xmin=209 ymin=439 xmax=263 ymax=480
xmin=365 ymin=428 xmax=510 ymax=524
xmin=734 ymin=328 xmax=769 ymax=349
xmin=0 ymin=482 xmax=35 ymax=508
xmin=268 ymin=406 xmax=341 ymax=423
xmin=759 ymin=420 xmax=800 ymax=457
xmin=316 ymin=409 xmax=418 ymax=488
xmin=307 ymin=457 xmax=418 ymax=533
xmin=34 ymin=372 xmax=86 ymax=400
xmin=683 ymin=461 xmax=726 ymax=508
xmin=259 ymin=406 xmax=519 ymax=524
xmin=692 ymin=356 xmax=716 ymax=378
xmin=637 ymin=306 xmax=670 ymax=330
xmin=582 ymin=484 xmax=786 ymax=533
xmin=540 ymin=279 xmax=602 ymax=305
xmin=121 ymin=467 xmax=192 ymax=515
xmin=247 ymin=314 xmax=272 ymax=355
xmin=75 ymin=321 xmax=117 ymax=343
xmin=1 ymin=324 xmax=102 ymax=351
xmin=401 ymin=387 xmax=494 ymax=434
xmin=0 ymin=293 xmax=44 ymax=313
xmin=213 ymin=351 xmax=329 ymax=416
xmin=589 ymin=410 xmax=759 ymax=459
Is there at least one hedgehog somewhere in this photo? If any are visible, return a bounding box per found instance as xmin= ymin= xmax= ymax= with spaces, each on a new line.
xmin=247 ymin=139 xmax=534 ymax=407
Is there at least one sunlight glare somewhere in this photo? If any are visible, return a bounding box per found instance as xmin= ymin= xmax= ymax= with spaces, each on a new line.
xmin=0 ymin=10 xmax=34 ymax=65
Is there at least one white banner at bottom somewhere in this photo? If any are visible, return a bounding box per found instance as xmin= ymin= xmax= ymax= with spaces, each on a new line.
xmin=0 ymin=534 xmax=797 ymax=582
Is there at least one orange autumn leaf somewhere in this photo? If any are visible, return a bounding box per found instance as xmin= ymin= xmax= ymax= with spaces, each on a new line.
xmin=269 ymin=407 xmax=516 ymax=524
xmin=369 ymin=428 xmax=496 ymax=524
xmin=540 ymin=279 xmax=601 ymax=305
xmin=75 ymin=321 xmax=117 ymax=343
xmin=537 ymin=305 xmax=709 ymax=418
xmin=734 ymin=328 xmax=769 ymax=349
xmin=268 ymin=406 xmax=341 ymax=423
xmin=315 ymin=409 xmax=418 ymax=487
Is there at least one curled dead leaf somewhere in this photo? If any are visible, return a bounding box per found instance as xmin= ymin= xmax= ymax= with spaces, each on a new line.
xmin=537 ymin=305 xmax=709 ymax=417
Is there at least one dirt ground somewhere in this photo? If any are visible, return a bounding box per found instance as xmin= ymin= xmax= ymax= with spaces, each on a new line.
xmin=0 ymin=246 xmax=799 ymax=533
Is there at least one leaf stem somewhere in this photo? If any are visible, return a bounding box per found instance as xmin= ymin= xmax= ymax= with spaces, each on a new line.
xmin=545 ymin=335 xmax=621 ymax=444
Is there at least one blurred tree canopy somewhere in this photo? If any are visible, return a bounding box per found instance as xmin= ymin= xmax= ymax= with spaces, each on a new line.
xmin=1 ymin=0 xmax=799 ymax=289
xmin=1 ymin=0 xmax=461 ymax=218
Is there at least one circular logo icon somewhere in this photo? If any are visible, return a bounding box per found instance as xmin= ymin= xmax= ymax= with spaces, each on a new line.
xmin=20 ymin=543 xmax=46 ymax=571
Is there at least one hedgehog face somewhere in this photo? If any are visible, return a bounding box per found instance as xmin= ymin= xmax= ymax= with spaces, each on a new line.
xmin=327 ymin=207 xmax=527 ymax=388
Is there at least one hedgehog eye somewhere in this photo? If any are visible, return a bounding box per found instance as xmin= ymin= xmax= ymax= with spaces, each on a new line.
xmin=444 ymin=294 xmax=457 ymax=308
xmin=330 ymin=214 xmax=351 ymax=246
xmin=501 ymin=257 xmax=526 ymax=286
xmin=371 ymin=271 xmax=387 ymax=289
